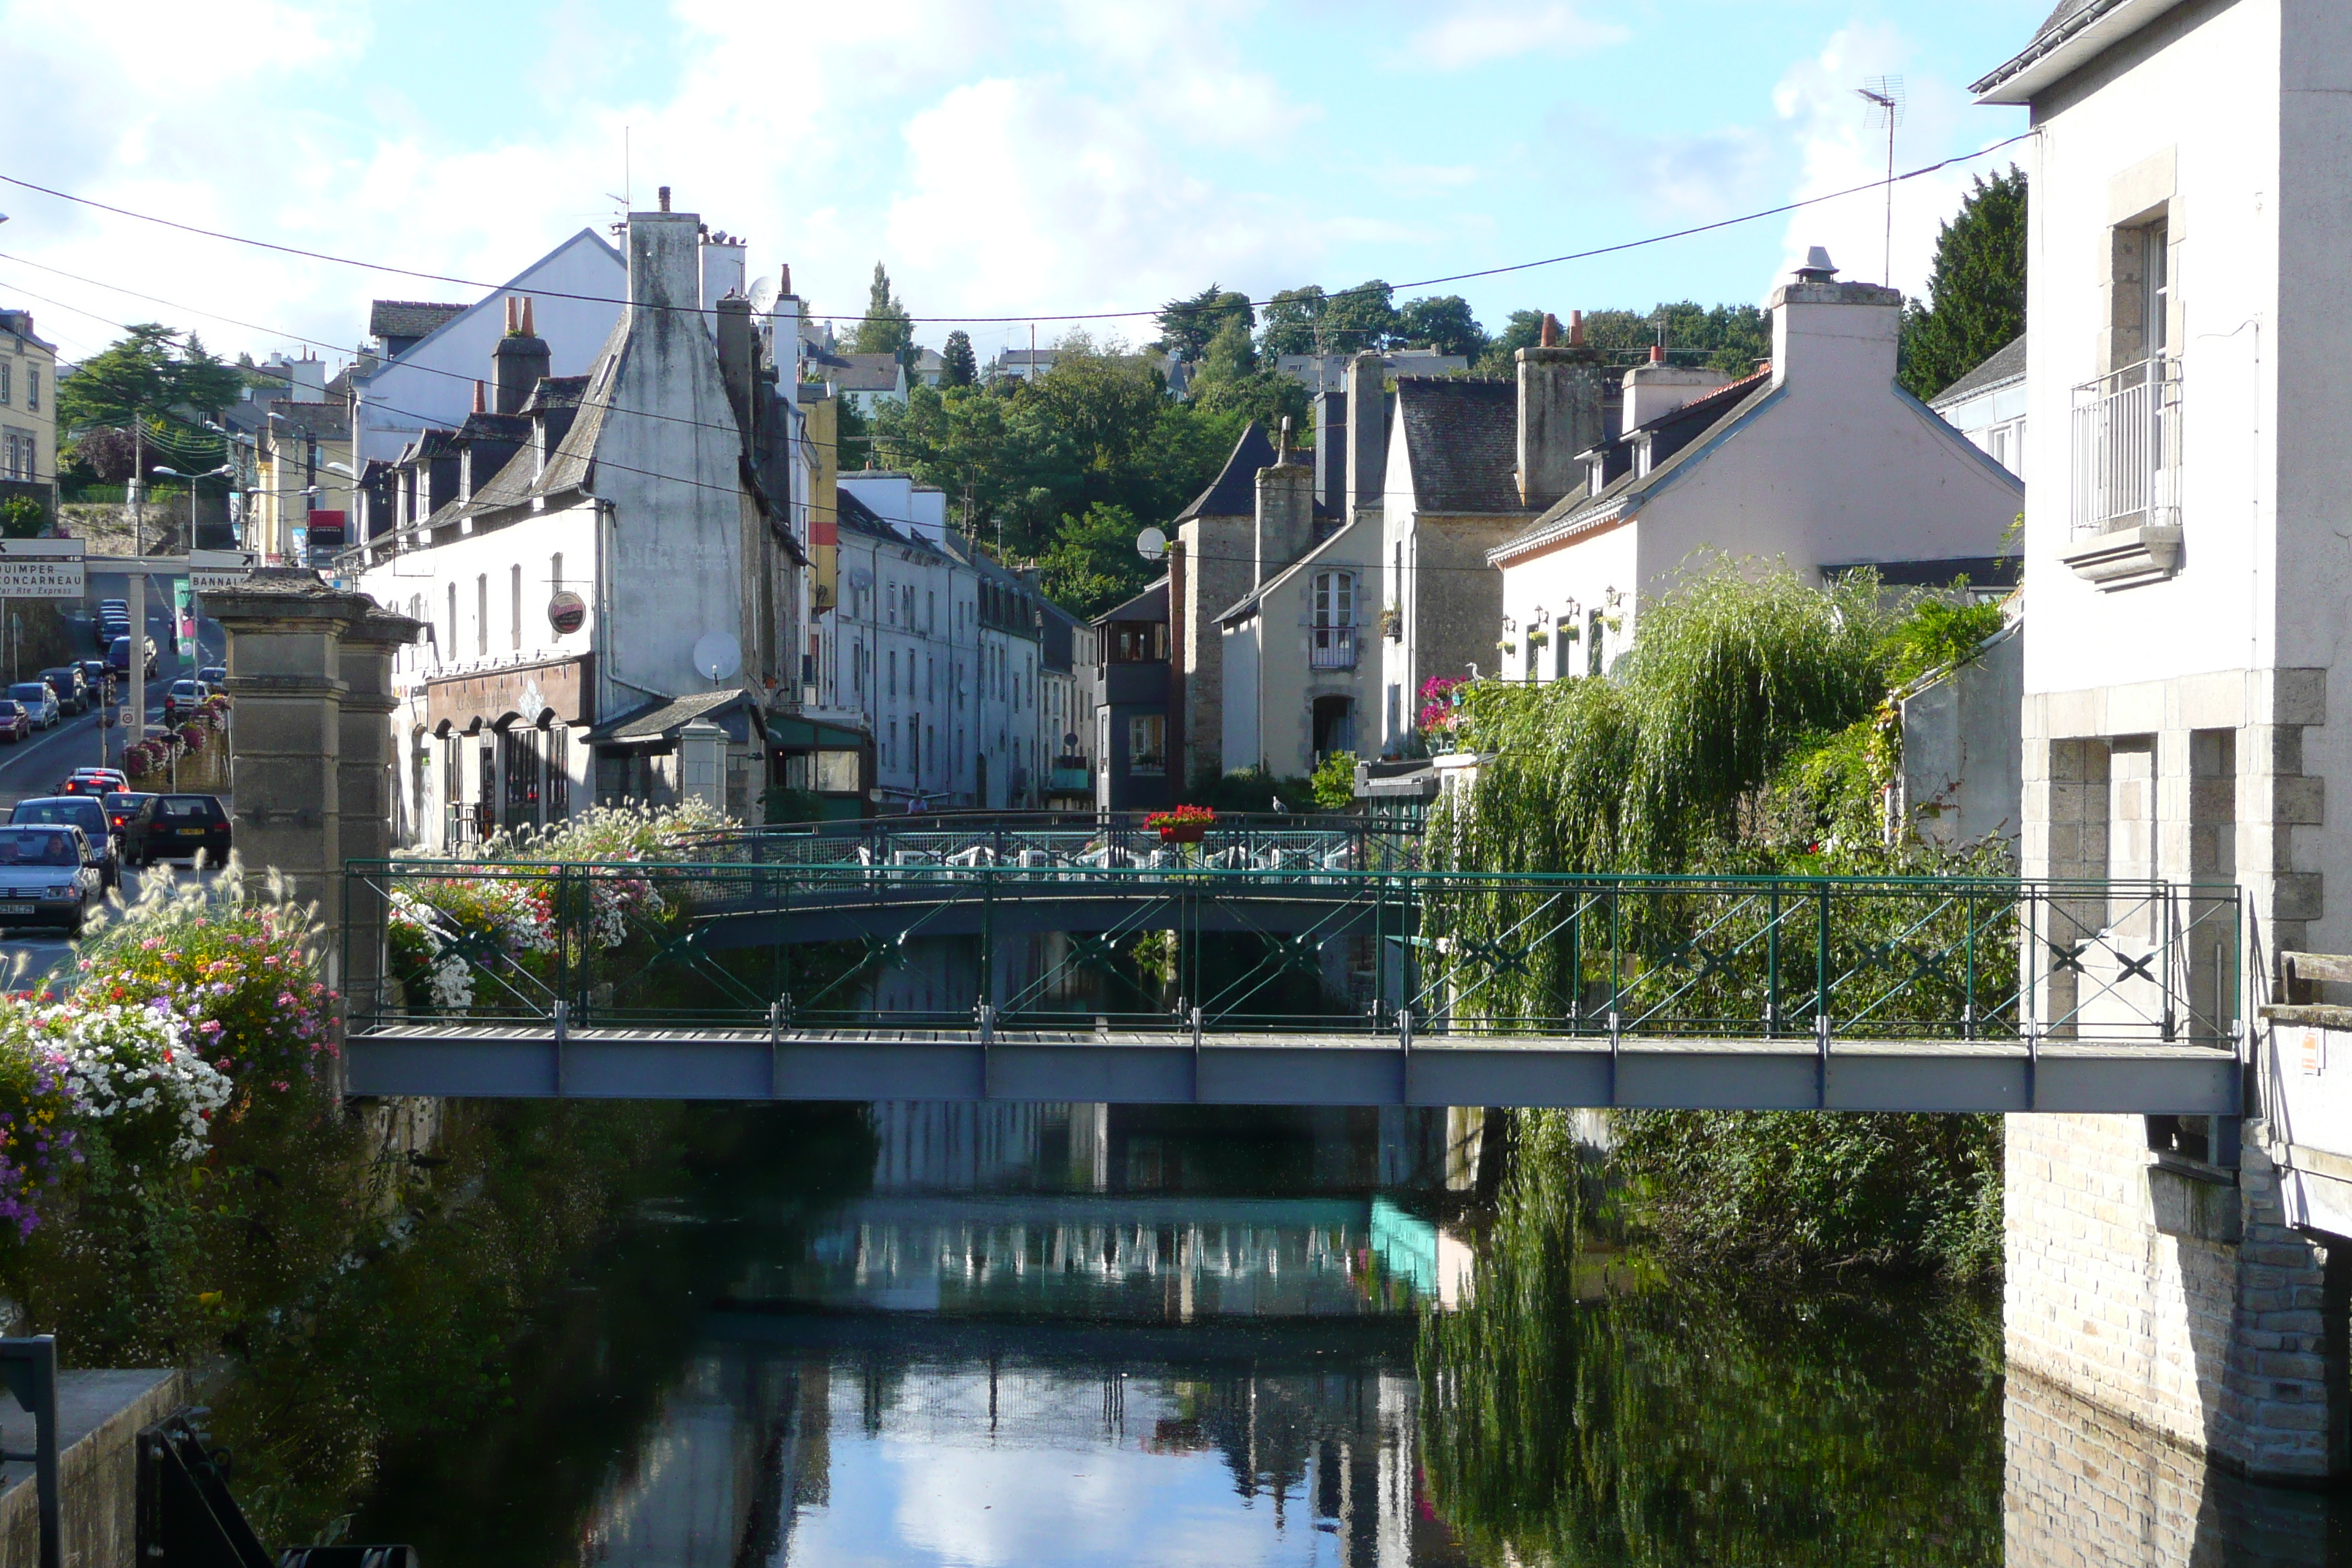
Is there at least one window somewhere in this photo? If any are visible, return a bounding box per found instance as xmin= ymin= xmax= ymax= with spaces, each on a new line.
xmin=0 ymin=361 xmax=10 ymax=404
xmin=1587 ymin=609 xmax=1605 ymax=678
xmin=1386 ymin=683 xmax=1401 ymax=741
xmin=25 ymin=367 xmax=36 ymax=412
xmin=927 ymin=590 xmax=935 ymax=632
xmin=1311 ymin=571 xmax=1357 ymax=669
xmin=1555 ymin=620 xmax=1573 ymax=679
xmin=510 ymin=564 xmax=523 ymax=649
xmin=476 ymin=576 xmax=489 ymax=656
xmin=888 ymin=649 xmax=897 ymax=698
xmin=1525 ymin=634 xmax=1541 ymax=681
xmin=2144 ymin=220 xmax=2170 ymax=358
xmin=545 ymin=725 xmax=570 ymax=819
xmin=1127 ymin=714 xmax=1166 ymax=775
xmin=447 ymin=584 xmax=458 ymax=658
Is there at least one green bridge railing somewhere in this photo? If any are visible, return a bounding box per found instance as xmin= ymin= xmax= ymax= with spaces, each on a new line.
xmin=346 ymin=860 xmax=2239 ymax=1049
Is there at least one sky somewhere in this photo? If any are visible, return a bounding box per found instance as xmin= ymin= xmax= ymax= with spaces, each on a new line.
xmin=0 ymin=0 xmax=2050 ymax=372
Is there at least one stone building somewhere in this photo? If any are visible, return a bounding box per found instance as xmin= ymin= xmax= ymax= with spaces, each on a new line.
xmin=0 ymin=308 xmax=58 ymax=520
xmin=1974 ymin=0 xmax=2352 ymax=1484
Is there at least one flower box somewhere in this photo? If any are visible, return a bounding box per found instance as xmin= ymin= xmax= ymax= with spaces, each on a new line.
xmin=1158 ymin=822 xmax=1207 ymax=844
xmin=1145 ymin=805 xmax=1216 ymax=843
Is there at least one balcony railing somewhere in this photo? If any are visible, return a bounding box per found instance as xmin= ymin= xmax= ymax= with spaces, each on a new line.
xmin=1310 ymin=625 xmax=1358 ymax=670
xmin=2071 ymin=353 xmax=2182 ymax=536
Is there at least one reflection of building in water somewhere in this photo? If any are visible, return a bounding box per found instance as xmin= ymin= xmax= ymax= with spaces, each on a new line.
xmin=868 ymin=1101 xmax=1101 ymax=1191
xmin=580 ymin=1348 xmax=784 ymax=1568
xmin=2005 ymin=1368 xmax=2337 ymax=1567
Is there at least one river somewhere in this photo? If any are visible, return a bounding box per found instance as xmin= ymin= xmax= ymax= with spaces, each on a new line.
xmin=259 ymin=1102 xmax=2345 ymax=1566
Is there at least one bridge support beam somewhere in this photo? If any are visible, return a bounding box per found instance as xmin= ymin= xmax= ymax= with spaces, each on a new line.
xmin=2005 ymin=1111 xmax=2349 ymax=1485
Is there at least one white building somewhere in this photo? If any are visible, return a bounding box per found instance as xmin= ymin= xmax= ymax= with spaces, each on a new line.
xmin=1926 ymin=333 xmax=2027 ymax=476
xmin=1485 ymin=263 xmax=2023 ymax=687
xmin=1972 ymin=0 xmax=2352 ymax=1486
xmin=358 ymin=200 xmax=813 ymax=848
xmin=348 ymin=228 xmax=625 ymax=472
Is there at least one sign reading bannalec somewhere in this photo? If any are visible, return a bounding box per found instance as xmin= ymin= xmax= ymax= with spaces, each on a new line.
xmin=0 ymin=539 xmax=86 ymax=600
xmin=189 ymin=549 xmax=259 ymax=594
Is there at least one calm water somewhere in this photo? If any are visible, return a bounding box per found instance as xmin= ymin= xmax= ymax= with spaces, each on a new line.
xmin=329 ymin=1104 xmax=2348 ymax=1567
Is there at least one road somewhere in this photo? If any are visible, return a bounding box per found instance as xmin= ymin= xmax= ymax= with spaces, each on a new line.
xmin=0 ymin=573 xmax=223 ymax=811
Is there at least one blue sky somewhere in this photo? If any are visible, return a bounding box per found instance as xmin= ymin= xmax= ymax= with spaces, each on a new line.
xmin=0 ymin=0 xmax=2048 ymax=370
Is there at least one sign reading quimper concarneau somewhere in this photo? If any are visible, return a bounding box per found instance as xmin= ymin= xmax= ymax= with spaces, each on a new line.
xmin=189 ymin=549 xmax=259 ymax=593
xmin=0 ymin=538 xmax=86 ymax=600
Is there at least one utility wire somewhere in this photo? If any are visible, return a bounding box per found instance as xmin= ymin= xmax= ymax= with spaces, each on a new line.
xmin=0 ymin=129 xmax=2032 ymax=327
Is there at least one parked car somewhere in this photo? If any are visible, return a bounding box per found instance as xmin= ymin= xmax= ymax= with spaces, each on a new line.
xmin=7 ymin=682 xmax=58 ymax=730
xmin=0 ymin=825 xmax=99 ymax=935
xmin=96 ymin=614 xmax=128 ymax=649
xmin=60 ymin=768 xmax=128 ymax=796
xmin=39 ymin=666 xmax=88 ymax=716
xmin=163 ymin=680 xmax=211 ymax=724
xmin=0 ymin=701 xmax=28 ymax=743
xmin=121 ymin=793 xmax=231 ymax=867
xmin=78 ymin=658 xmax=110 ymax=694
xmin=106 ymin=636 xmax=158 ymax=679
xmin=10 ymin=797 xmax=120 ymax=891
xmin=197 ymin=666 xmax=227 ymax=687
xmin=102 ymin=792 xmax=155 ymax=841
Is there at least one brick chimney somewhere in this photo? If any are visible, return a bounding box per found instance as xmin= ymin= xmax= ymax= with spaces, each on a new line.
xmin=491 ymin=295 xmax=551 ymax=415
xmin=1346 ymin=351 xmax=1387 ymax=519
xmin=1516 ymin=312 xmax=1605 ymax=510
xmin=1256 ymin=418 xmax=1315 ymax=587
xmin=1766 ymin=246 xmax=1901 ymax=391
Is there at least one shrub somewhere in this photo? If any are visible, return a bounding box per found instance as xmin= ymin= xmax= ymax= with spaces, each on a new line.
xmin=1310 ymin=751 xmax=1358 ymax=812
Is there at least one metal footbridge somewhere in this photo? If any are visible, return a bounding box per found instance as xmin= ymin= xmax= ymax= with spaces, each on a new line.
xmin=344 ymin=813 xmax=2243 ymax=1113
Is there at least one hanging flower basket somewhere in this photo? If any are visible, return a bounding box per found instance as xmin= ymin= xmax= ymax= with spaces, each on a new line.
xmin=1146 ymin=804 xmax=1215 ymax=843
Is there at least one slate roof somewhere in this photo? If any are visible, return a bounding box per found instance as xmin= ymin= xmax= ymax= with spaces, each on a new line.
xmin=370 ymin=301 xmax=467 ymax=340
xmin=270 ymin=400 xmax=350 ymax=440
xmin=1174 ymin=421 xmax=1277 ymax=521
xmin=1489 ymin=371 xmax=1780 ymax=564
xmin=587 ymin=687 xmax=761 ymax=745
xmin=532 ymin=314 xmax=629 ymax=500
xmin=1395 ymin=377 xmax=1529 ymax=516
xmin=1094 ymin=576 xmax=1168 ymax=627
xmin=523 ymin=374 xmax=589 ymax=413
xmin=1927 ymin=333 xmax=2027 ymax=408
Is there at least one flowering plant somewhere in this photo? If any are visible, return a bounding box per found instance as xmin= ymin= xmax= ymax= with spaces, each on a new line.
xmin=0 ymin=1041 xmax=78 ymax=1237
xmin=1418 ymin=676 xmax=1471 ymax=741
xmin=1143 ymin=805 xmax=1217 ymax=831
xmin=12 ymin=999 xmax=230 ymax=1167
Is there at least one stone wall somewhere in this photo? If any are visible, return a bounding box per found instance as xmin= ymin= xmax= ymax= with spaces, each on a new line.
xmin=2006 ymin=1111 xmax=2345 ymax=1481
xmin=0 ymin=1369 xmax=186 ymax=1568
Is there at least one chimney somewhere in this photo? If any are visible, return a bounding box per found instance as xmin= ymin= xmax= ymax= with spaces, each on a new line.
xmin=657 ymin=184 xmax=671 ymax=213
xmin=491 ymin=295 xmax=551 ymax=415
xmin=627 ymin=204 xmax=701 ymax=314
xmin=1767 ymin=244 xmax=1901 ymax=389
xmin=1346 ymin=350 xmax=1387 ymax=519
xmin=701 ymin=233 xmax=747 ymax=313
xmin=1313 ymin=385 xmax=1347 ymax=519
xmin=1515 ymin=312 xmax=1605 ymax=511
xmin=716 ymin=290 xmax=757 ymax=442
xmin=769 ymin=264 xmax=804 ymax=410
xmin=1255 ymin=432 xmax=1315 ymax=587
xmin=521 ymin=297 xmax=535 ymax=336
xmin=471 ymin=379 xmax=486 ymax=415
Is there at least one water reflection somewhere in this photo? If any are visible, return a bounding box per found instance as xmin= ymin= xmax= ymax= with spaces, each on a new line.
xmin=341 ymin=1103 xmax=2352 ymax=1567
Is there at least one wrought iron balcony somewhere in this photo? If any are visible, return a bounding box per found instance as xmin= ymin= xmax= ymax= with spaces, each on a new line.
xmin=2071 ymin=353 xmax=2182 ymax=537
xmin=1309 ymin=626 xmax=1358 ymax=670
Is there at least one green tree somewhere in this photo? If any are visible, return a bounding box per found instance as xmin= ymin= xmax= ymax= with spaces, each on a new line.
xmin=1154 ymin=284 xmax=1255 ymax=361
xmin=939 ymin=330 xmax=977 ymax=388
xmin=1900 ymin=167 xmax=2027 ymax=401
xmin=848 ymin=262 xmax=916 ymax=361
xmin=1257 ymin=284 xmax=1327 ymax=357
xmin=1395 ymin=294 xmax=1487 ymax=358
xmin=1189 ymin=317 xmax=1310 ymax=437
xmin=1319 ymin=278 xmax=1397 ymax=354
xmin=1037 ymin=502 xmax=1157 ymax=617
xmin=1474 ymin=309 xmax=1552 ymax=374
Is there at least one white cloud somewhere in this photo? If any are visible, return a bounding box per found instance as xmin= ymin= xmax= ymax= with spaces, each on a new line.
xmin=1406 ymin=3 xmax=1629 ymax=70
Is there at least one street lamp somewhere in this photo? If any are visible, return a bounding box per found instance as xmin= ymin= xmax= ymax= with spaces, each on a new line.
xmin=150 ymin=464 xmax=233 ymax=549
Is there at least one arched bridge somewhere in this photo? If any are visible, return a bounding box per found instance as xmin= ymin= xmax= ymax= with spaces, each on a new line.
xmin=346 ymin=815 xmax=2242 ymax=1115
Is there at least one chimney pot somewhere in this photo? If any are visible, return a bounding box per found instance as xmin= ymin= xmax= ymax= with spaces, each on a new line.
xmin=657 ymin=185 xmax=671 ymax=213
xmin=779 ymin=263 xmax=793 ymax=296
xmin=1648 ymin=344 xmax=1665 ymax=363
xmin=1569 ymin=310 xmax=1586 ymax=347
xmin=521 ymin=297 xmax=535 ymax=336
xmin=503 ymin=297 xmax=518 ymax=333
xmin=472 ymin=379 xmax=486 ymax=415
xmin=1538 ymin=312 xmax=1561 ymax=349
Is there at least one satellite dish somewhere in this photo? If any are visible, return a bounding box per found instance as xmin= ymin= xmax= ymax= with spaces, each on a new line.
xmin=747 ymin=274 xmax=778 ymax=314
xmin=1137 ymin=526 xmax=1169 ymax=562
xmin=692 ymin=630 xmax=743 ymax=682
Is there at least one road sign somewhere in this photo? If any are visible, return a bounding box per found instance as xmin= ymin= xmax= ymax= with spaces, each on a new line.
xmin=0 ymin=539 xmax=86 ymax=600
xmin=118 ymin=706 xmax=135 ymax=729
xmin=189 ymin=549 xmax=258 ymax=593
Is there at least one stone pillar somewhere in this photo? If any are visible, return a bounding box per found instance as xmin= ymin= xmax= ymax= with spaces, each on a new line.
xmin=336 ymin=605 xmax=421 ymax=1015
xmin=679 ymin=718 xmax=727 ymax=811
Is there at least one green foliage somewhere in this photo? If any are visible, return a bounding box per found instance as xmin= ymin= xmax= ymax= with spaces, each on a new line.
xmin=848 ymin=262 xmax=916 ymax=359
xmin=58 ymin=323 xmax=244 ymax=433
xmin=1882 ymin=587 xmax=2007 ymax=687
xmin=1190 ymin=764 xmax=1314 ymax=813
xmin=1419 ymin=1114 xmax=2003 ymax=1564
xmin=1188 ymin=319 xmax=1311 ymax=437
xmin=1154 ymin=284 xmax=1255 ymax=360
xmin=1257 ymin=279 xmax=1396 ymax=356
xmin=1395 ymin=294 xmax=1488 ymax=358
xmin=1310 ymin=750 xmax=1357 ymax=812
xmin=1900 ymin=167 xmax=2027 ymax=402
xmin=0 ymin=495 xmax=47 ymax=538
xmin=835 ymin=393 xmax=875 ymax=472
xmin=1474 ymin=309 xmax=1550 ymax=374
xmin=1611 ymin=1109 xmax=2005 ymax=1278
xmin=1039 ymin=502 xmax=1157 ymax=619
xmin=938 ymin=330 xmax=977 ymax=388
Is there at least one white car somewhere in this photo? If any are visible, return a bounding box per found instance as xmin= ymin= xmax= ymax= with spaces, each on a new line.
xmin=6 ymin=682 xmax=58 ymax=729
xmin=0 ymin=824 xmax=99 ymax=935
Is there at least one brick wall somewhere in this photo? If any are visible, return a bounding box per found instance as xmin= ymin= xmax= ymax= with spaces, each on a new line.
xmin=2005 ymin=1112 xmax=2344 ymax=1480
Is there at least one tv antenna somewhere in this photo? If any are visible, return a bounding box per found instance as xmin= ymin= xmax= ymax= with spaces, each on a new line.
xmin=1855 ymin=77 xmax=1904 ymax=288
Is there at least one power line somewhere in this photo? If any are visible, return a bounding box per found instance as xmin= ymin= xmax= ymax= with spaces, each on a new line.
xmin=0 ymin=129 xmax=2032 ymax=328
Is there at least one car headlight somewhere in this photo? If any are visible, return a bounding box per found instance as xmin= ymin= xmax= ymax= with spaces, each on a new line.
xmin=47 ymin=884 xmax=72 ymax=899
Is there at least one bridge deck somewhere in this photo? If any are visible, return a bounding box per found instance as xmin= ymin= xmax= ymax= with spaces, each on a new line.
xmin=344 ymin=1022 xmax=2238 ymax=1113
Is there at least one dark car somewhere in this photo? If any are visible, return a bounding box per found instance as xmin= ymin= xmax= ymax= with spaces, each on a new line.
xmin=122 ymin=793 xmax=231 ymax=867
xmin=0 ymin=826 xmax=99 ymax=935
xmin=39 ymin=666 xmax=88 ymax=716
xmin=11 ymin=797 xmax=121 ymax=891
xmin=0 ymin=701 xmax=27 ymax=744
xmin=97 ymin=616 xmax=128 ymax=649
xmin=102 ymin=792 xmax=156 ymax=841
xmin=107 ymin=635 xmax=158 ymax=679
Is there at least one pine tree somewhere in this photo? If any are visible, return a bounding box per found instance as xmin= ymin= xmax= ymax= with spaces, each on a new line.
xmin=941 ymin=330 xmax=978 ymax=387
xmin=1899 ymin=167 xmax=2027 ymax=401
xmin=850 ymin=261 xmax=916 ymax=361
